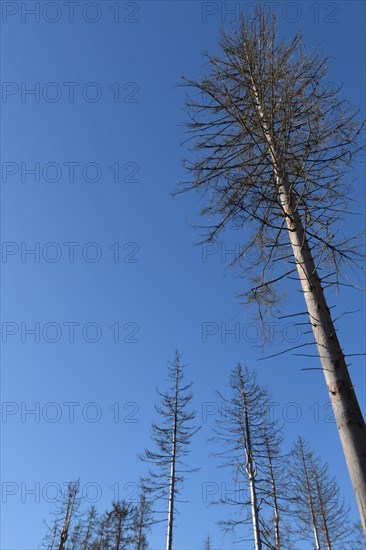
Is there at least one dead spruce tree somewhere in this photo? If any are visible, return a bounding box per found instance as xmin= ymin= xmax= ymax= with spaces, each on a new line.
xmin=131 ymin=488 xmax=153 ymax=550
xmin=260 ymin=432 xmax=292 ymax=550
xmin=107 ymin=500 xmax=137 ymax=549
xmin=180 ymin=6 xmax=366 ymax=531
xmin=80 ymin=506 xmax=98 ymax=550
xmin=212 ymin=364 xmax=289 ymax=549
xmin=202 ymin=533 xmax=213 ymax=550
xmin=290 ymin=437 xmax=360 ymax=549
xmin=139 ymin=351 xmax=200 ymax=550
xmin=42 ymin=481 xmax=81 ymax=550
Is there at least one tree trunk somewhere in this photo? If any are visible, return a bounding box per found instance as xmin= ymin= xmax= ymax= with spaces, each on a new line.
xmin=248 ymin=71 xmax=366 ymax=535
xmin=265 ymin=438 xmax=281 ymax=549
xmin=58 ymin=486 xmax=77 ymax=550
xmin=166 ymin=366 xmax=179 ymax=550
xmin=299 ymin=444 xmax=321 ymax=550
xmin=313 ymin=468 xmax=332 ymax=550
xmin=240 ymin=377 xmax=262 ymax=550
xmin=279 ymin=161 xmax=366 ymax=536
xmin=136 ymin=509 xmax=144 ymax=550
xmin=247 ymin=458 xmax=262 ymax=550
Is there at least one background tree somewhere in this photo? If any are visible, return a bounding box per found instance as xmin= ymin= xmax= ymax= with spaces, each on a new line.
xmin=180 ymin=5 xmax=366 ymax=530
xmin=139 ymin=350 xmax=200 ymax=550
xmin=80 ymin=506 xmax=98 ymax=550
xmin=202 ymin=533 xmax=212 ymax=550
xmin=131 ymin=487 xmax=153 ymax=550
xmin=212 ymin=364 xmax=290 ymax=549
xmin=68 ymin=520 xmax=83 ymax=550
xmin=42 ymin=521 xmax=58 ymax=550
xmin=91 ymin=511 xmax=112 ymax=550
xmin=106 ymin=500 xmax=135 ymax=549
xmin=260 ymin=433 xmax=292 ymax=550
xmin=42 ymin=481 xmax=81 ymax=550
xmin=58 ymin=481 xmax=80 ymax=550
xmin=290 ymin=437 xmax=359 ymax=549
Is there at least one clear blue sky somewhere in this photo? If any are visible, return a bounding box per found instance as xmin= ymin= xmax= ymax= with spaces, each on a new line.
xmin=0 ymin=1 xmax=365 ymax=549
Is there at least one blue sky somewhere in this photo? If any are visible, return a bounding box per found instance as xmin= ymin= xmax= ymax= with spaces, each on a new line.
xmin=0 ymin=1 xmax=365 ymax=548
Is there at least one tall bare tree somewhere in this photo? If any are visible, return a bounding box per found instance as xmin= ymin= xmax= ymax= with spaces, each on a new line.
xmin=290 ymin=437 xmax=361 ymax=549
xmin=139 ymin=351 xmax=200 ymax=550
xmin=212 ymin=364 xmax=289 ymax=549
xmin=180 ymin=5 xmax=366 ymax=530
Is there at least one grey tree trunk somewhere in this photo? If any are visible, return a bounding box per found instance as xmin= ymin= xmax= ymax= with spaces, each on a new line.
xmin=58 ymin=484 xmax=77 ymax=550
xmin=313 ymin=467 xmax=332 ymax=550
xmin=241 ymin=378 xmax=262 ymax=550
xmin=249 ymin=72 xmax=366 ymax=535
xmin=136 ymin=511 xmax=144 ymax=550
xmin=265 ymin=438 xmax=281 ymax=549
xmin=166 ymin=366 xmax=179 ymax=550
xmin=247 ymin=456 xmax=262 ymax=550
xmin=298 ymin=443 xmax=321 ymax=550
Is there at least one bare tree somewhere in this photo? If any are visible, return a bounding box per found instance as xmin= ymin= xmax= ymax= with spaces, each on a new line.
xmin=42 ymin=489 xmax=149 ymax=550
xmin=57 ymin=482 xmax=80 ymax=550
xmin=202 ymin=533 xmax=212 ymax=550
xmin=42 ymin=520 xmax=58 ymax=550
xmin=80 ymin=506 xmax=98 ymax=550
xmin=68 ymin=520 xmax=83 ymax=550
xmin=350 ymin=522 xmax=366 ymax=550
xmin=42 ymin=481 xmax=81 ymax=550
xmin=131 ymin=488 xmax=152 ymax=550
xmin=180 ymin=5 xmax=366 ymax=530
xmin=261 ymin=433 xmax=292 ymax=550
xmin=290 ymin=438 xmax=323 ymax=549
xmin=290 ymin=437 xmax=361 ymax=549
xmin=90 ymin=511 xmax=113 ymax=550
xmin=106 ymin=500 xmax=135 ymax=549
xmin=212 ymin=364 xmax=289 ymax=549
xmin=139 ymin=350 xmax=200 ymax=550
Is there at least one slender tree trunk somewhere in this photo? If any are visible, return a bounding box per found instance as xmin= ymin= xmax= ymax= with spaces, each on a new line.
xmin=48 ymin=524 xmax=57 ymax=550
xmin=115 ymin=515 xmax=123 ymax=550
xmin=299 ymin=445 xmax=321 ymax=550
xmin=313 ymin=468 xmax=332 ymax=550
xmin=136 ymin=508 xmax=144 ymax=550
xmin=58 ymin=489 xmax=76 ymax=550
xmin=248 ymin=70 xmax=366 ymax=534
xmin=265 ymin=438 xmax=281 ymax=549
xmin=308 ymin=488 xmax=321 ymax=550
xmin=240 ymin=378 xmax=262 ymax=550
xmin=166 ymin=443 xmax=176 ymax=550
xmin=166 ymin=367 xmax=179 ymax=550
xmin=247 ymin=457 xmax=262 ymax=550
xmin=82 ymin=521 xmax=93 ymax=550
